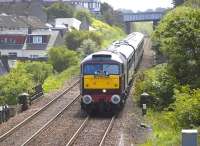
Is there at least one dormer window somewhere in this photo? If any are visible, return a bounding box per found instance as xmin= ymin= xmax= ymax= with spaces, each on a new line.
xmin=33 ymin=36 xmax=43 ymax=44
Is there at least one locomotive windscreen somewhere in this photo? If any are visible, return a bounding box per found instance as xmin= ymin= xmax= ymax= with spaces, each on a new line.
xmin=83 ymin=64 xmax=119 ymax=75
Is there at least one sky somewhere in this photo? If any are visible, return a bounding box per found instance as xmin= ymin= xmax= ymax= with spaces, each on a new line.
xmin=101 ymin=0 xmax=173 ymax=12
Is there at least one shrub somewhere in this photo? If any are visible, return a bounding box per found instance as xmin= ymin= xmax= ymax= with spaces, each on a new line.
xmin=17 ymin=62 xmax=53 ymax=84
xmin=48 ymin=46 xmax=79 ymax=72
xmin=134 ymin=64 xmax=178 ymax=110
xmin=173 ymin=86 xmax=200 ymax=127
xmin=0 ymin=68 xmax=34 ymax=105
xmin=65 ymin=30 xmax=102 ymax=51
xmin=79 ymin=39 xmax=98 ymax=57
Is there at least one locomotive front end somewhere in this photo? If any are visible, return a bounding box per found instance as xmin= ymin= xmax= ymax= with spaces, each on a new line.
xmin=80 ymin=52 xmax=125 ymax=114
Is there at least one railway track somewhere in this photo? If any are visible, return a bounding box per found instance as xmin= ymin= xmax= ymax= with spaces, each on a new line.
xmin=66 ymin=116 xmax=116 ymax=146
xmin=0 ymin=80 xmax=80 ymax=146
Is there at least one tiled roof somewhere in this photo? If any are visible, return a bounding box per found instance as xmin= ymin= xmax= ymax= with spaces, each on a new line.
xmin=0 ymin=15 xmax=27 ymax=28
xmin=0 ymin=14 xmax=47 ymax=29
xmin=18 ymin=16 xmax=48 ymax=29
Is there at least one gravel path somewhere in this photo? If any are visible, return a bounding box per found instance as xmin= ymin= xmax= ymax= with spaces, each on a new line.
xmin=0 ymin=77 xmax=79 ymax=136
xmin=0 ymin=81 xmax=80 ymax=146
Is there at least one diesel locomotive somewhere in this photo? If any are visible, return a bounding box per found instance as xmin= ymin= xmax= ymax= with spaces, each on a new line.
xmin=80 ymin=32 xmax=144 ymax=114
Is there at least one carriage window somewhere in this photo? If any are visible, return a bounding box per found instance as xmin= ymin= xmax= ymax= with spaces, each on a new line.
xmin=83 ymin=64 xmax=119 ymax=75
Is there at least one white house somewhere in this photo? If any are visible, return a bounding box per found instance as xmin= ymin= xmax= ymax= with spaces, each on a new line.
xmin=55 ymin=18 xmax=81 ymax=31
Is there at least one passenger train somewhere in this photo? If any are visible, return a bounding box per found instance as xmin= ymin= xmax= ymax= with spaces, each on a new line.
xmin=80 ymin=32 xmax=144 ymax=114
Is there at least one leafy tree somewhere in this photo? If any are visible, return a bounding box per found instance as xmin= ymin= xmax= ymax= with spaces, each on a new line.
xmin=173 ymin=0 xmax=185 ymax=6
xmin=75 ymin=9 xmax=92 ymax=24
xmin=79 ymin=39 xmax=98 ymax=57
xmin=44 ymin=2 xmax=74 ymax=21
xmin=0 ymin=68 xmax=34 ymax=105
xmin=17 ymin=62 xmax=53 ymax=84
xmin=65 ymin=30 xmax=102 ymax=50
xmin=153 ymin=7 xmax=200 ymax=87
xmin=184 ymin=0 xmax=200 ymax=8
xmin=100 ymin=3 xmax=124 ymax=28
xmin=173 ymin=86 xmax=200 ymax=127
xmin=48 ymin=46 xmax=79 ymax=72
xmin=134 ymin=64 xmax=178 ymax=110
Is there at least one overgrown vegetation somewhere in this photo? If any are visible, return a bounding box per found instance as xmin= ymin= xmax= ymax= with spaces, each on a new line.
xmin=48 ymin=46 xmax=79 ymax=72
xmin=43 ymin=65 xmax=79 ymax=93
xmin=135 ymin=5 xmax=200 ymax=146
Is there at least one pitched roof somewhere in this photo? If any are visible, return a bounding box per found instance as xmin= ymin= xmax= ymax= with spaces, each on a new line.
xmin=0 ymin=14 xmax=47 ymax=29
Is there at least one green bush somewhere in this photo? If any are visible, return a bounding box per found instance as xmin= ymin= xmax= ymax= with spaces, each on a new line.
xmin=134 ymin=64 xmax=178 ymax=110
xmin=48 ymin=46 xmax=79 ymax=72
xmin=153 ymin=6 xmax=200 ymax=87
xmin=173 ymin=86 xmax=200 ymax=127
xmin=44 ymin=2 xmax=74 ymax=21
xmin=79 ymin=39 xmax=98 ymax=57
xmin=74 ymin=9 xmax=92 ymax=24
xmin=0 ymin=68 xmax=34 ymax=105
xmin=65 ymin=30 xmax=102 ymax=51
xmin=17 ymin=61 xmax=53 ymax=84
xmin=43 ymin=65 xmax=79 ymax=93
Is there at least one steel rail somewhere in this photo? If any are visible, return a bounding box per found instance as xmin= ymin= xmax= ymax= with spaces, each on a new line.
xmin=99 ymin=115 xmax=116 ymax=146
xmin=66 ymin=116 xmax=90 ymax=146
xmin=22 ymin=94 xmax=81 ymax=146
xmin=0 ymin=79 xmax=80 ymax=142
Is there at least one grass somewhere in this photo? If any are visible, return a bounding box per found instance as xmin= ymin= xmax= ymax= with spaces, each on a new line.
xmin=43 ymin=65 xmax=79 ymax=93
xmin=91 ymin=18 xmax=126 ymax=49
xmin=140 ymin=110 xmax=181 ymax=146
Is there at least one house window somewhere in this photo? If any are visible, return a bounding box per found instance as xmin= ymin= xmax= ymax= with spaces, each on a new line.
xmin=33 ymin=36 xmax=43 ymax=44
xmin=8 ymin=52 xmax=17 ymax=57
xmin=30 ymin=55 xmax=39 ymax=58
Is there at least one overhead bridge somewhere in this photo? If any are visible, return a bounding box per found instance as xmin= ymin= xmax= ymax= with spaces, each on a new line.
xmin=122 ymin=11 xmax=165 ymax=34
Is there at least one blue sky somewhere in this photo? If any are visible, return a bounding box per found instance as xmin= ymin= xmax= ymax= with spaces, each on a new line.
xmin=101 ymin=0 xmax=173 ymax=12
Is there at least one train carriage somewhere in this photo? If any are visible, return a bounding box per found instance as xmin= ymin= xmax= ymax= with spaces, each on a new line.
xmin=80 ymin=32 xmax=144 ymax=114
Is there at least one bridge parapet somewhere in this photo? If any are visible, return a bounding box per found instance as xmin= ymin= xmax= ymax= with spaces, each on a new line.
xmin=123 ymin=12 xmax=165 ymax=22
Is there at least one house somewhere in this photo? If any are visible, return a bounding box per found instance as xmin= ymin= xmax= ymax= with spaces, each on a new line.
xmin=0 ymin=29 xmax=63 ymax=60
xmin=55 ymin=18 xmax=81 ymax=31
xmin=64 ymin=0 xmax=101 ymax=14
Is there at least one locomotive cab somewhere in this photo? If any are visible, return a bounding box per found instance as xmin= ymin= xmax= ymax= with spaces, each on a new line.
xmin=80 ymin=52 xmax=126 ymax=113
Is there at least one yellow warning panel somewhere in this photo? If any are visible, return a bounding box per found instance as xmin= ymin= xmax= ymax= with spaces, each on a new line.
xmin=84 ymin=75 xmax=120 ymax=89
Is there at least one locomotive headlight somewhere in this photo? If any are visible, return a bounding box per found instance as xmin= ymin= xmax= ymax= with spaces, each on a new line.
xmin=83 ymin=95 xmax=92 ymax=104
xmin=111 ymin=95 xmax=121 ymax=104
xmin=102 ymin=89 xmax=107 ymax=93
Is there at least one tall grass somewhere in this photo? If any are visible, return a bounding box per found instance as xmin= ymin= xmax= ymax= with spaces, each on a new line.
xmin=140 ymin=110 xmax=181 ymax=146
xmin=43 ymin=65 xmax=79 ymax=93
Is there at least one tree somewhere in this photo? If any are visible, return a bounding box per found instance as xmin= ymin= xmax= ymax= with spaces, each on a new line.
xmin=79 ymin=39 xmax=98 ymax=57
xmin=173 ymin=0 xmax=185 ymax=6
xmin=75 ymin=9 xmax=92 ymax=24
xmin=153 ymin=7 xmax=200 ymax=87
xmin=100 ymin=2 xmax=124 ymax=27
xmin=44 ymin=2 xmax=74 ymax=21
xmin=17 ymin=62 xmax=53 ymax=84
xmin=0 ymin=68 xmax=34 ymax=105
xmin=173 ymin=86 xmax=200 ymax=127
xmin=48 ymin=47 xmax=79 ymax=72
xmin=65 ymin=30 xmax=102 ymax=51
xmin=134 ymin=64 xmax=178 ymax=110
